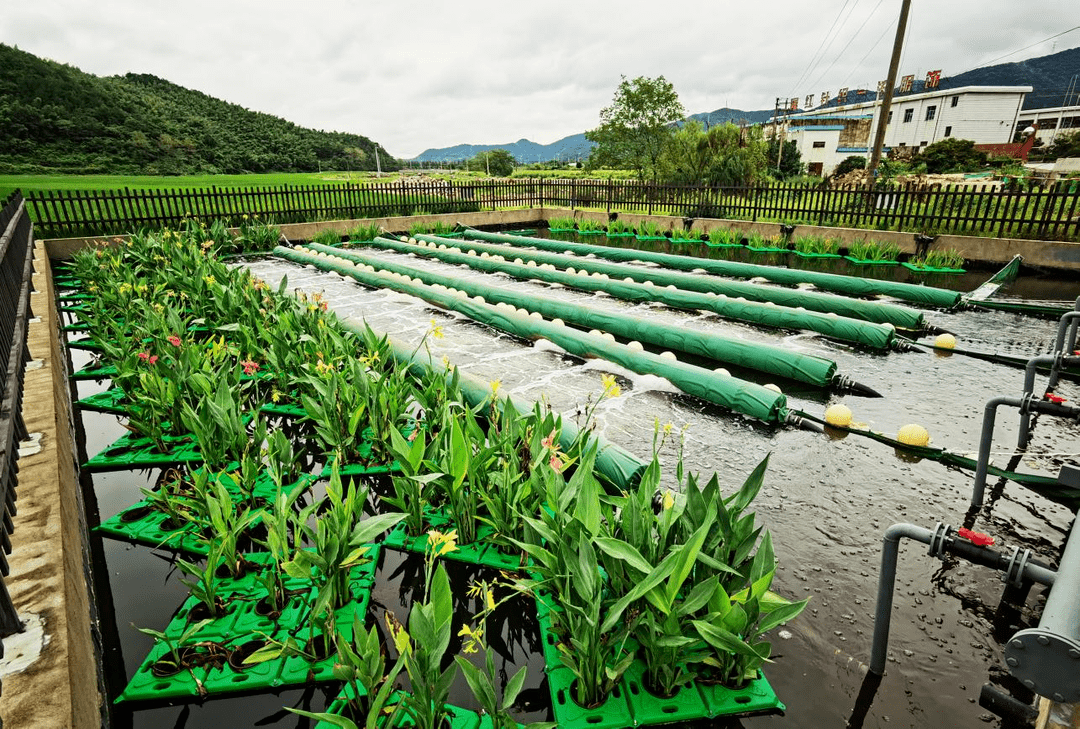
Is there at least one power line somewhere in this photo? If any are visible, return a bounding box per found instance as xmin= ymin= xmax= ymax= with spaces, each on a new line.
xmin=808 ymin=0 xmax=889 ymax=94
xmin=952 ymin=26 xmax=1080 ymax=76
xmin=789 ymin=0 xmax=858 ymax=96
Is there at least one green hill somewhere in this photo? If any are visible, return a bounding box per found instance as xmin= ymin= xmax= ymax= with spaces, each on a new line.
xmin=0 ymin=44 xmax=398 ymax=175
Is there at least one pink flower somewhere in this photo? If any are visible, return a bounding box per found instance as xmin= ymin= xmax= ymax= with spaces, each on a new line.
xmin=136 ymin=351 xmax=150 ymax=361
xmin=540 ymin=430 xmax=557 ymax=450
xmin=148 ymin=355 xmax=158 ymax=365
xmin=167 ymin=335 xmax=182 ymax=347
xmin=240 ymin=359 xmax=259 ymax=376
xmin=407 ymin=429 xmax=419 ymax=442
xmin=549 ymin=454 xmax=564 ymax=473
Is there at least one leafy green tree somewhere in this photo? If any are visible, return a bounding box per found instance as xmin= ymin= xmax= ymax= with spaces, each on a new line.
xmin=765 ymin=137 xmax=804 ymax=179
xmin=470 ymin=149 xmax=516 ymax=177
xmin=586 ymin=75 xmax=685 ymax=181
xmin=658 ymin=121 xmax=768 ymax=187
xmin=1043 ymin=131 xmax=1080 ymax=160
xmin=917 ymin=138 xmax=987 ymax=173
xmin=833 ymin=155 xmax=867 ymax=177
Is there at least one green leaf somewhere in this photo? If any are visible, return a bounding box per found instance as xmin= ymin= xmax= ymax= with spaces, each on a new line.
xmin=755 ymin=597 xmax=810 ymax=635
xmin=502 ymin=664 xmax=528 ymax=710
xmin=692 ymin=620 xmax=760 ymax=658
xmin=594 ymin=537 xmax=652 ymax=575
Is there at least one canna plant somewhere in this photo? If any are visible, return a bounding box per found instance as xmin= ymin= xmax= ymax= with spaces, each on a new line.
xmin=385 ymin=531 xmax=458 ymax=729
xmin=299 ymin=355 xmax=375 ymax=466
xmin=177 ymin=541 xmax=229 ymax=619
xmin=137 ymin=618 xmax=214 ymax=676
xmin=690 ymin=532 xmax=809 ymax=687
xmin=189 ymin=472 xmax=264 ymax=577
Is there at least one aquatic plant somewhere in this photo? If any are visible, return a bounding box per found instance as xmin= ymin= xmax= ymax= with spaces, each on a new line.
xmin=606 ymin=219 xmax=633 ymax=235
xmin=548 ymin=217 xmax=575 ymax=231
xmin=911 ymin=248 xmax=965 ymax=270
xmin=794 ymin=235 xmax=840 ymax=255
xmin=848 ymin=239 xmax=900 ymax=261
xmin=311 ymin=228 xmax=342 ymax=246
xmin=348 ymin=222 xmax=382 ymax=241
xmin=636 ymin=220 xmax=664 ymax=237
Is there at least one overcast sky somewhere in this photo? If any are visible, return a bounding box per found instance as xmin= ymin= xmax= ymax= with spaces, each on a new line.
xmin=3 ymin=1 xmax=1076 ymax=158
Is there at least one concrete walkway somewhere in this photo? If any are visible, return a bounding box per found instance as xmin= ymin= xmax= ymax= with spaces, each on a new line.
xmin=0 ymin=244 xmax=100 ymax=728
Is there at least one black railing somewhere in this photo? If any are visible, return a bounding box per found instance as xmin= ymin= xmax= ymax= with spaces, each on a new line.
xmin=0 ymin=190 xmax=35 ymax=637
xmin=20 ymin=178 xmax=1080 ymax=242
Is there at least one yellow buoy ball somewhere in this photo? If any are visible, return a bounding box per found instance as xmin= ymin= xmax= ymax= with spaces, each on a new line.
xmin=527 ymin=260 xmax=537 ymax=267
xmin=763 ymin=383 xmax=782 ymax=394
xmin=897 ymin=424 xmax=930 ymax=446
xmin=552 ymin=318 xmax=565 ymax=326
xmin=824 ymin=404 xmax=853 ymax=427
xmin=660 ymin=351 xmax=677 ymax=360
xmin=627 ymin=341 xmax=644 ymax=351
xmin=566 ymin=267 xmax=576 ymax=274
xmin=714 ymin=367 xmax=730 ymax=376
xmin=935 ymin=333 xmax=956 ymax=350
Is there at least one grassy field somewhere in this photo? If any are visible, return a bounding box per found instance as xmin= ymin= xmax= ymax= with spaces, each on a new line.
xmin=0 ymin=171 xmax=430 ymax=199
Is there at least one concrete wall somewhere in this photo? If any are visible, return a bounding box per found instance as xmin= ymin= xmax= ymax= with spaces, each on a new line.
xmin=1 ymin=244 xmax=101 ymax=728
xmin=538 ymin=207 xmax=1080 ymax=271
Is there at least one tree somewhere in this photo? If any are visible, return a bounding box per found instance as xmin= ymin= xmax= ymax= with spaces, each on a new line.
xmin=585 ymin=75 xmax=685 ymax=181
xmin=657 ymin=121 xmax=768 ymax=187
xmin=765 ymin=137 xmax=804 ymax=179
xmin=469 ymin=149 xmax=515 ymax=177
xmin=918 ymin=138 xmax=987 ymax=173
xmin=834 ymin=155 xmax=866 ymax=177
xmin=1043 ymin=130 xmax=1080 ymax=160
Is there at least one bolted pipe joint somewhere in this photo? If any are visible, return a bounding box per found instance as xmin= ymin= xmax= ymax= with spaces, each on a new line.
xmin=1003 ymin=518 xmax=1080 ymax=703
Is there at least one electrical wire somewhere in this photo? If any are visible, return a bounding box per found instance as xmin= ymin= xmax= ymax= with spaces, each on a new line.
xmin=807 ymin=0 xmax=889 ymax=96
xmin=788 ymin=0 xmax=858 ymax=97
xmin=806 ymin=0 xmax=865 ymax=94
xmin=953 ymin=26 xmax=1080 ymax=76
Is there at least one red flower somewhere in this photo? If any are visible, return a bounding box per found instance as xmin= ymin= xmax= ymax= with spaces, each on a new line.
xmin=167 ymin=335 xmax=182 ymax=347
xmin=148 ymin=355 xmax=158 ymax=365
xmin=957 ymin=527 xmax=995 ymax=547
xmin=240 ymin=359 xmax=259 ymax=376
xmin=136 ymin=351 xmax=150 ymax=361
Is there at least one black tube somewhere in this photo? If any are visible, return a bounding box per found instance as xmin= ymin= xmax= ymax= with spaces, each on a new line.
xmin=978 ymin=684 xmax=1037 ymax=725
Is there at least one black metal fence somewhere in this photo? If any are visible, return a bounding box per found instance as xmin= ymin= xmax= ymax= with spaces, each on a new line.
xmin=20 ymin=178 xmax=1080 ymax=241
xmin=0 ymin=190 xmax=35 ymax=638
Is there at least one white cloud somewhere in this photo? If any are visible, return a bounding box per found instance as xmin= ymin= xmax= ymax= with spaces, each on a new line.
xmin=3 ymin=0 xmax=1074 ymax=158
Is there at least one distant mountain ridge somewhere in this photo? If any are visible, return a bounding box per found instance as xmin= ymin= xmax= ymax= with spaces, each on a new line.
xmin=410 ymin=107 xmax=774 ymax=163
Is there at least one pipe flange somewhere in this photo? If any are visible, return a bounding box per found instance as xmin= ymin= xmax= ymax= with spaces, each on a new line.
xmin=1019 ymin=392 xmax=1038 ymax=414
xmin=1001 ymin=546 xmax=1032 ymax=588
xmin=928 ymin=522 xmax=952 ymax=559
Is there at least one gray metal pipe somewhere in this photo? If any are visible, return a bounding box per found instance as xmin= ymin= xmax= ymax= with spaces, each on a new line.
xmin=870 ymin=523 xmax=1056 ymax=675
xmin=1004 ymin=519 xmax=1080 ymax=702
xmin=1018 ymin=357 xmax=1058 ymax=448
xmin=973 ymin=396 xmax=1080 ymax=509
xmin=1046 ymin=303 xmax=1080 ymax=390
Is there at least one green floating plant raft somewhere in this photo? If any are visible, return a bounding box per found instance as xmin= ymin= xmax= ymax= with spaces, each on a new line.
xmin=70 ymin=361 xmax=119 ymax=381
xmin=85 ymin=430 xmax=204 ymax=471
xmin=316 ymin=692 xmax=484 ymax=729
xmin=536 ymin=596 xmax=784 ymax=728
xmin=116 ymin=546 xmax=380 ymax=703
xmin=76 ymin=387 xmax=128 ymax=414
xmin=95 ymin=471 xmax=315 ymax=555
xmin=383 ymin=521 xmax=527 ymax=572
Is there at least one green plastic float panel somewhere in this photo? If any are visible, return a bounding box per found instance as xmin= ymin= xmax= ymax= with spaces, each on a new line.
xmin=301 ymin=243 xmax=840 ymax=388
xmin=327 ymin=238 xmax=897 ymax=350
xmin=84 ymin=430 xmax=204 ymax=471
xmin=463 ymin=227 xmax=962 ymax=310
xmin=95 ymin=471 xmax=316 ymax=555
xmin=77 ymin=387 xmax=128 ymax=414
xmin=71 ymin=362 xmax=118 ymax=380
xmin=411 ymin=232 xmax=923 ymax=329
xmin=279 ymin=246 xmax=789 ymax=424
xmin=116 ymin=546 xmax=380 ymax=703
xmin=383 ymin=521 xmax=527 ymax=572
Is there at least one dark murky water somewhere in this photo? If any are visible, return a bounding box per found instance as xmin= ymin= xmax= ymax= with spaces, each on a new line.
xmin=71 ymin=234 xmax=1080 ymax=729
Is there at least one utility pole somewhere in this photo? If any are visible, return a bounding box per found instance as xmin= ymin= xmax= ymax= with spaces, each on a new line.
xmin=375 ymin=146 xmax=382 ymax=176
xmin=867 ymin=0 xmax=913 ymax=179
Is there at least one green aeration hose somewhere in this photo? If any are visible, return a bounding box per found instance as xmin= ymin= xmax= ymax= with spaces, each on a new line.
xmin=305 ymin=242 xmax=839 ymax=387
xmin=346 ymin=236 xmax=897 ymax=350
xmin=463 ymin=227 xmax=963 ymax=310
xmin=276 ymin=245 xmax=789 ymax=424
xmin=417 ymin=232 xmax=926 ymax=328
xmin=332 ymin=321 xmax=648 ymax=490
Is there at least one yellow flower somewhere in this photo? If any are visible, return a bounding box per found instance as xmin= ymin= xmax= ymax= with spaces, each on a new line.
xmin=458 ymin=623 xmax=484 ymax=654
xmin=662 ymin=491 xmax=675 ymax=510
xmin=204 ymin=275 xmax=216 ymax=285
xmin=490 ymin=379 xmax=501 ymax=396
xmin=601 ymin=373 xmax=622 ymax=399
xmin=271 ymin=388 xmax=283 ymax=403
xmin=429 ymin=319 xmax=444 ymax=339
xmin=663 ymin=422 xmax=673 ymax=435
xmin=427 ymin=529 xmax=458 ymax=557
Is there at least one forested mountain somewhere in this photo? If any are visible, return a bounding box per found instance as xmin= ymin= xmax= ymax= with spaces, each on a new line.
xmin=0 ymin=44 xmax=398 ymax=175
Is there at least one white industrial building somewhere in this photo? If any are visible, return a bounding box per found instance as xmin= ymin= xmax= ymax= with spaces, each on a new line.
xmin=1014 ymin=104 xmax=1080 ymax=146
xmin=772 ymin=85 xmax=1032 ymax=176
